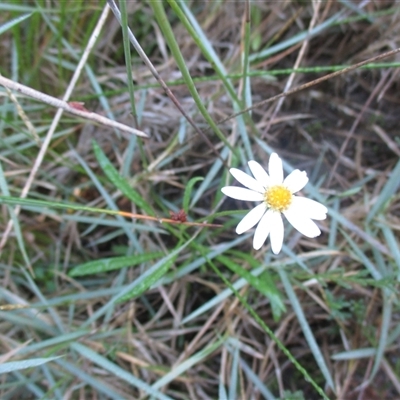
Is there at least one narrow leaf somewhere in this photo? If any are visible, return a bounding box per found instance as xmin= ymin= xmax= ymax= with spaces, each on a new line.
xmin=93 ymin=140 xmax=153 ymax=214
xmin=69 ymin=252 xmax=163 ymax=277
xmin=218 ymin=255 xmax=286 ymax=320
xmin=117 ymin=256 xmax=175 ymax=302
xmin=183 ymin=176 xmax=203 ymax=213
xmin=0 ymin=356 xmax=62 ymax=374
xmin=367 ymin=157 xmax=400 ymax=222
xmin=0 ymin=13 xmax=32 ymax=35
xmin=279 ymin=269 xmax=335 ymax=390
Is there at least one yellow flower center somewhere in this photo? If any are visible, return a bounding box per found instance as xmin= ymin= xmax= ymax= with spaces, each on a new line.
xmin=264 ymin=185 xmax=292 ymax=212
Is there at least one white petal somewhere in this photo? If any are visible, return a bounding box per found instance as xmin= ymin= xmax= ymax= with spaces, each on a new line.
xmin=269 ymin=153 xmax=284 ymax=184
xmin=236 ymin=203 xmax=267 ymax=234
xmin=290 ymin=196 xmax=328 ymax=220
xmin=283 ymin=169 xmax=308 ymax=193
xmin=283 ymin=207 xmax=322 ymax=238
xmin=253 ymin=209 xmax=274 ymax=250
xmin=269 ymin=212 xmax=284 ymax=254
xmin=248 ymin=160 xmax=270 ymax=188
xmin=229 ymin=168 xmax=264 ymax=193
xmin=221 ymin=187 xmax=264 ymax=201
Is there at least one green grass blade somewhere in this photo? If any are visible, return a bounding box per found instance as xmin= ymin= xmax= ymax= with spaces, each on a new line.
xmin=237 ymin=357 xmax=276 ymax=400
xmin=150 ymin=1 xmax=236 ymax=153
xmin=0 ymin=13 xmax=32 ymax=35
xmin=380 ymin=223 xmax=400 ymax=281
xmin=0 ymin=162 xmax=31 ymax=272
xmin=217 ymin=254 xmax=286 ymax=320
xmin=183 ymin=176 xmax=203 ymax=214
xmin=331 ymin=348 xmax=376 ymax=360
xmin=369 ymin=290 xmax=392 ymax=381
xmin=71 ymin=145 xmax=142 ymax=249
xmin=341 ymin=229 xmax=381 ymax=280
xmin=0 ymin=357 xmax=62 ymax=374
xmin=191 ymin=146 xmax=230 ymax=208
xmin=0 ymin=195 xmax=126 ymax=218
xmin=93 ymin=140 xmax=154 ymax=215
xmin=198 ymin=245 xmax=330 ymax=400
xmin=118 ymin=0 xmax=137 ymax=123
xmin=81 ymin=237 xmax=195 ymax=326
xmin=116 ymin=254 xmax=175 ymax=302
xmin=169 ymin=0 xmax=242 ymax=105
xmin=249 ymin=11 xmax=344 ymax=62
xmin=228 ymin=339 xmax=239 ymax=400
xmin=56 ymin=358 xmax=127 ymax=399
xmin=69 ymin=252 xmax=163 ymax=277
xmin=151 ymin=337 xmax=225 ymax=390
xmin=17 ymin=331 xmax=91 ymax=355
xmin=71 ymin=342 xmax=173 ymax=400
xmin=367 ymin=157 xmax=400 ymax=223
xmin=278 ymin=268 xmax=335 ymax=391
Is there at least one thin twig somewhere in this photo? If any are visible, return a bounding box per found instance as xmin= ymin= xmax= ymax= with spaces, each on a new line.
xmin=0 ymin=75 xmax=148 ymax=138
xmin=1 ymin=80 xmax=41 ymax=145
xmin=116 ymin=210 xmax=222 ymax=228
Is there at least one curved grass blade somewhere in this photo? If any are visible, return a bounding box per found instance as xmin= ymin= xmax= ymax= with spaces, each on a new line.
xmin=183 ymin=176 xmax=203 ymax=214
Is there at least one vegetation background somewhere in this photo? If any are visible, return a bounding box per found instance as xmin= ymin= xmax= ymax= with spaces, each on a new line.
xmin=0 ymin=1 xmax=399 ymax=399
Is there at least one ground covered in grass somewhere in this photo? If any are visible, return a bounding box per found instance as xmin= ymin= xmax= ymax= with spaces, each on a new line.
xmin=0 ymin=1 xmax=399 ymax=399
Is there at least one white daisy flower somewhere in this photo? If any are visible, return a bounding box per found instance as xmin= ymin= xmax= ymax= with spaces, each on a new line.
xmin=221 ymin=153 xmax=327 ymax=254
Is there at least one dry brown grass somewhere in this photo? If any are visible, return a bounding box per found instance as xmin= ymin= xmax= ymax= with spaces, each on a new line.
xmin=0 ymin=1 xmax=400 ymax=399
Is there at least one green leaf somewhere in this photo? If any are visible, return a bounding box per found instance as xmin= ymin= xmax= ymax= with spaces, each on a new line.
xmin=183 ymin=176 xmax=203 ymax=213
xmin=337 ymin=186 xmax=363 ymax=197
xmin=217 ymin=255 xmax=286 ymax=320
xmin=217 ymin=255 xmax=265 ymax=291
xmin=116 ymin=256 xmax=175 ymax=302
xmin=69 ymin=252 xmax=163 ymax=277
xmin=225 ymin=249 xmax=261 ymax=268
xmin=92 ymin=140 xmax=153 ymax=214
xmin=259 ymin=270 xmax=287 ymax=321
